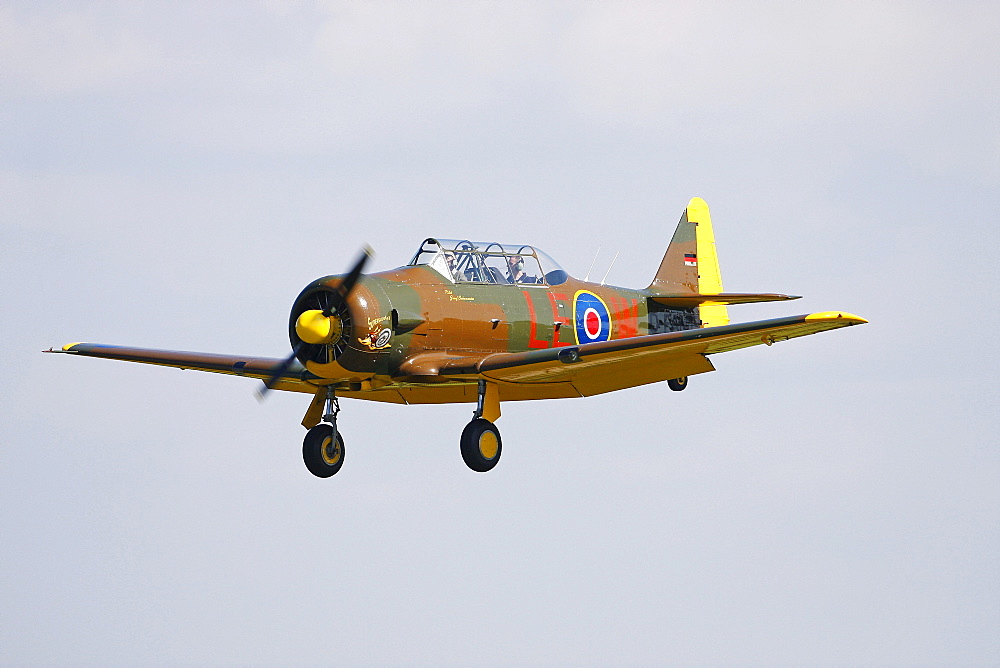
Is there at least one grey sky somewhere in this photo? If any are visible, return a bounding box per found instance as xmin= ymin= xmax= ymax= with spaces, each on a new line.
xmin=2 ymin=2 xmax=998 ymax=664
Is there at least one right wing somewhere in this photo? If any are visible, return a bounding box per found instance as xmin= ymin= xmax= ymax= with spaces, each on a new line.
xmin=435 ymin=312 xmax=867 ymax=397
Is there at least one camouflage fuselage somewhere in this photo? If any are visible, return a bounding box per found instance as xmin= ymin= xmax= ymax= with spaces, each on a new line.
xmin=289 ymin=265 xmax=700 ymax=402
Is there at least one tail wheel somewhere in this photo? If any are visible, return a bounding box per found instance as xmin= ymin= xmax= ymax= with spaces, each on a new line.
xmin=460 ymin=418 xmax=502 ymax=472
xmin=303 ymin=424 xmax=346 ymax=477
xmin=668 ymin=376 xmax=688 ymax=392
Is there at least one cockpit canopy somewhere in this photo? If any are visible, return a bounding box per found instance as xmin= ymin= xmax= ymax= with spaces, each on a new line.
xmin=408 ymin=238 xmax=569 ymax=286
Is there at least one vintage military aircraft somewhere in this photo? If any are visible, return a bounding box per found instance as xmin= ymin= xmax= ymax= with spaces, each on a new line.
xmin=48 ymin=198 xmax=866 ymax=476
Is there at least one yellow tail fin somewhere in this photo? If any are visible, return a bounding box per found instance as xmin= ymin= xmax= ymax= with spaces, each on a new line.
xmin=648 ymin=197 xmax=730 ymax=327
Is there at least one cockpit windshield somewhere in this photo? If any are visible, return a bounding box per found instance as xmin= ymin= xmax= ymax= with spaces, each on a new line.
xmin=408 ymin=238 xmax=569 ymax=286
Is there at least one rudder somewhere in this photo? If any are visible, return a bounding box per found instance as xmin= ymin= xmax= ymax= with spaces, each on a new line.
xmin=648 ymin=197 xmax=729 ymax=327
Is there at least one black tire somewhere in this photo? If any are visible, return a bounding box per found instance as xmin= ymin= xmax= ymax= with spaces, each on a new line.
xmin=667 ymin=376 xmax=688 ymax=392
xmin=460 ymin=418 xmax=502 ymax=472
xmin=302 ymin=424 xmax=345 ymax=478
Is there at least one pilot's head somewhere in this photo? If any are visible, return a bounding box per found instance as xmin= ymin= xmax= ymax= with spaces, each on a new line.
xmin=507 ymin=255 xmax=524 ymax=273
xmin=444 ymin=252 xmax=456 ymax=270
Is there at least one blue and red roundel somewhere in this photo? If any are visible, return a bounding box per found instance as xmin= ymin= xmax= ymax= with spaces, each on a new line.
xmin=573 ymin=290 xmax=612 ymax=344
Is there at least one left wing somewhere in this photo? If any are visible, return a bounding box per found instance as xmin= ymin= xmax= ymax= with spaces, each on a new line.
xmin=46 ymin=343 xmax=319 ymax=393
xmin=435 ymin=311 xmax=867 ymax=397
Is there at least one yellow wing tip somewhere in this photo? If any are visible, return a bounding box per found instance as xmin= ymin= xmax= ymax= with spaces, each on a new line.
xmin=805 ymin=311 xmax=868 ymax=324
xmin=62 ymin=342 xmax=84 ymax=351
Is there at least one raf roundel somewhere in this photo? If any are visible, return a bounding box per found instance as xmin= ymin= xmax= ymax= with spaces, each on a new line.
xmin=573 ymin=290 xmax=612 ymax=344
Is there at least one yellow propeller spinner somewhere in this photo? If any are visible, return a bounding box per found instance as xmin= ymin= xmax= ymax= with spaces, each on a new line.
xmin=295 ymin=309 xmax=344 ymax=345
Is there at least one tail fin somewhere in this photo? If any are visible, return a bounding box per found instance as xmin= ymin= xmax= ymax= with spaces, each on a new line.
xmin=648 ymin=197 xmax=729 ymax=327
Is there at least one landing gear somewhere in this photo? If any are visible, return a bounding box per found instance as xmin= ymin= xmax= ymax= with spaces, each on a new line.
xmin=302 ymin=386 xmax=345 ymax=477
xmin=303 ymin=424 xmax=345 ymax=477
xmin=461 ymin=418 xmax=502 ymax=472
xmin=668 ymin=376 xmax=688 ymax=391
xmin=461 ymin=379 xmax=502 ymax=472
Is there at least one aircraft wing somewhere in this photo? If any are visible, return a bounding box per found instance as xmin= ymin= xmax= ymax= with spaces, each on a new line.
xmin=437 ymin=312 xmax=867 ymax=397
xmin=46 ymin=343 xmax=318 ymax=393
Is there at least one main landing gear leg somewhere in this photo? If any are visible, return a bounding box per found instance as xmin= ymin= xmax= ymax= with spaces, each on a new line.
xmin=303 ymin=386 xmax=346 ymax=478
xmin=461 ymin=379 xmax=502 ymax=472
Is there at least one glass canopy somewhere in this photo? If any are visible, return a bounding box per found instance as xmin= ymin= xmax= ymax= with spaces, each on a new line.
xmin=408 ymin=238 xmax=569 ymax=285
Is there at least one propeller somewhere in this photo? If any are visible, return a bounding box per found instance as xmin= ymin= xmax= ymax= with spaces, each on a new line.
xmin=257 ymin=246 xmax=373 ymax=399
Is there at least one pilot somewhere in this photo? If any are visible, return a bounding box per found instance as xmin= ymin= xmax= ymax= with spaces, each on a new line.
xmin=506 ymin=255 xmax=535 ymax=284
xmin=444 ymin=251 xmax=458 ymax=278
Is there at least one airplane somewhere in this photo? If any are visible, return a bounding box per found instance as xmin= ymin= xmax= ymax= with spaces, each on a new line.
xmin=46 ymin=197 xmax=866 ymax=477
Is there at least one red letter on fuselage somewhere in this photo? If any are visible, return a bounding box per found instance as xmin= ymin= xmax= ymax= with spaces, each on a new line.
xmin=523 ymin=291 xmax=549 ymax=349
xmin=609 ymin=296 xmax=639 ymax=338
xmin=549 ymin=292 xmax=572 ymax=347
xmin=523 ymin=290 xmax=572 ymax=348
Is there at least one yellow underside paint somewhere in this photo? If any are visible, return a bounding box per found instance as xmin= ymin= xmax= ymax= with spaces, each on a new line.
xmin=305 ymin=359 xmax=374 ymax=380
xmin=482 ymin=381 xmax=501 ymax=422
xmin=687 ymin=197 xmax=730 ymax=328
xmin=479 ymin=431 xmax=499 ymax=460
xmin=301 ymin=389 xmax=326 ymax=428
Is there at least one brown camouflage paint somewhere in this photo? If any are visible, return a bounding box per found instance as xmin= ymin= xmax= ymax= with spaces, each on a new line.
xmin=303 ymin=267 xmax=664 ymax=393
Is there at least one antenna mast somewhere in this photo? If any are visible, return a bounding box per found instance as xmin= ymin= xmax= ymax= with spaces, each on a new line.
xmin=600 ymin=251 xmax=620 ymax=285
xmin=584 ymin=247 xmax=601 ymax=282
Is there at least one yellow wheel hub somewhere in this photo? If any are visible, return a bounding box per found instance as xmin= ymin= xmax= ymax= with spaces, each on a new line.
xmin=478 ymin=431 xmax=499 ymax=460
xmin=321 ymin=436 xmax=342 ymax=465
xmin=295 ymin=309 xmax=343 ymax=345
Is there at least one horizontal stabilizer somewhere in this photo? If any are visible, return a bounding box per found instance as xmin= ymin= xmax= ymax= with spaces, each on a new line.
xmin=649 ymin=293 xmax=801 ymax=308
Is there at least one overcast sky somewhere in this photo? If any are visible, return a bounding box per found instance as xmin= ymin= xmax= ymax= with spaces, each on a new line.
xmin=2 ymin=2 xmax=998 ymax=664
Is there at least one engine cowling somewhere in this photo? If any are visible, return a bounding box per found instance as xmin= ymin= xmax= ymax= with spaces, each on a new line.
xmin=288 ymin=276 xmax=392 ymax=382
